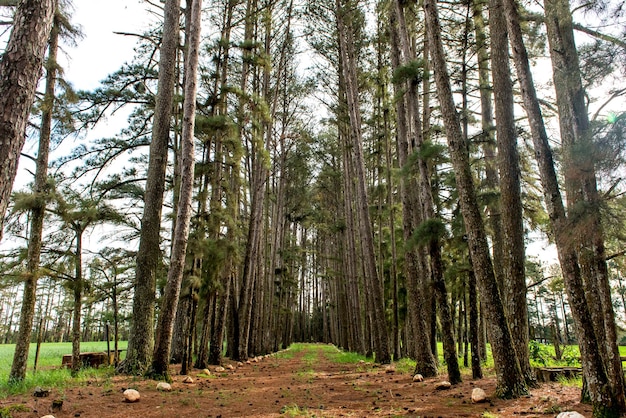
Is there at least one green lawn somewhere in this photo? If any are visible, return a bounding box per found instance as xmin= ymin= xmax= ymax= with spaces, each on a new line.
xmin=0 ymin=341 xmax=127 ymax=397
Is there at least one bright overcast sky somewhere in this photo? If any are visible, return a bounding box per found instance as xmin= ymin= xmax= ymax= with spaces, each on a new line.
xmin=66 ymin=0 xmax=156 ymax=90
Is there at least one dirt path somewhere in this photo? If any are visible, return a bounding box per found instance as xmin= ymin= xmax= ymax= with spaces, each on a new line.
xmin=2 ymin=344 xmax=591 ymax=417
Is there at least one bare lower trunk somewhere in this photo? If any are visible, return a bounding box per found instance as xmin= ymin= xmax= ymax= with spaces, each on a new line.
xmin=423 ymin=0 xmax=526 ymax=398
xmin=501 ymin=0 xmax=620 ymax=413
xmin=149 ymin=0 xmax=201 ymax=380
xmin=9 ymin=17 xmax=58 ymax=382
xmin=489 ymin=0 xmax=533 ymax=385
xmin=336 ymin=0 xmax=390 ymax=364
xmin=121 ymin=0 xmax=181 ymax=375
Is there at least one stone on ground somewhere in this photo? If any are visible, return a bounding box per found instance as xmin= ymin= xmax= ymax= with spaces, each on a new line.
xmin=202 ymin=368 xmax=211 ymax=376
xmin=123 ymin=389 xmax=140 ymax=402
xmin=182 ymin=376 xmax=194 ymax=383
xmin=40 ymin=415 xmax=56 ymax=418
xmin=471 ymin=387 xmax=487 ymax=403
xmin=556 ymin=413 xmax=585 ymax=418
xmin=227 ymin=364 xmax=235 ymax=370
xmin=215 ymin=366 xmax=226 ymax=372
xmin=385 ymin=365 xmax=395 ymax=373
xmin=412 ymin=374 xmax=424 ymax=382
xmin=435 ymin=381 xmax=452 ymax=390
xmin=156 ymin=382 xmax=172 ymax=391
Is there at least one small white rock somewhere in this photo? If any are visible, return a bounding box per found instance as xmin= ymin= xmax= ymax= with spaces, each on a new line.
xmin=202 ymin=368 xmax=211 ymax=376
xmin=471 ymin=387 xmax=487 ymax=403
xmin=385 ymin=365 xmax=395 ymax=373
xmin=182 ymin=376 xmax=194 ymax=383
xmin=215 ymin=366 xmax=226 ymax=372
xmin=556 ymin=413 xmax=586 ymax=418
xmin=237 ymin=362 xmax=243 ymax=367
xmin=435 ymin=381 xmax=452 ymax=390
xmin=156 ymin=382 xmax=172 ymax=392
xmin=246 ymin=360 xmax=251 ymax=364
xmin=123 ymin=389 xmax=140 ymax=402
xmin=40 ymin=415 xmax=56 ymax=418
xmin=412 ymin=374 xmax=424 ymax=382
xmin=226 ymin=364 xmax=234 ymax=370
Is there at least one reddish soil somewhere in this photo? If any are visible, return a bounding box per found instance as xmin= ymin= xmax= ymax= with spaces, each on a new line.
xmin=1 ymin=344 xmax=592 ymax=417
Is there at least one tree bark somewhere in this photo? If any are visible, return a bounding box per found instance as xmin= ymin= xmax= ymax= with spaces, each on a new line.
xmin=0 ymin=0 xmax=55 ymax=240
xmin=489 ymin=0 xmax=534 ymax=385
xmin=9 ymin=15 xmax=58 ymax=383
xmin=543 ymin=0 xmax=626 ymax=410
xmin=501 ymin=0 xmax=621 ymax=413
xmin=388 ymin=12 xmax=438 ymax=376
xmin=71 ymin=228 xmax=84 ymax=376
xmin=120 ymin=0 xmax=181 ymax=375
xmin=336 ymin=0 xmax=390 ymax=364
xmin=149 ymin=0 xmax=201 ymax=380
xmin=423 ymin=0 xmax=527 ymax=398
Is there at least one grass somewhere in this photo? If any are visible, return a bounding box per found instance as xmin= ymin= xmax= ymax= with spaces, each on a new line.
xmin=0 ymin=341 xmax=127 ymax=397
xmin=280 ymin=403 xmax=312 ymax=417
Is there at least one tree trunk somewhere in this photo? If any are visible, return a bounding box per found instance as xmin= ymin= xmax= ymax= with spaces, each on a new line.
xmin=388 ymin=11 xmax=438 ymax=376
xmin=543 ymin=0 xmax=626 ymax=410
xmin=0 ymin=0 xmax=55 ymax=240
xmin=392 ymin=0 xmax=460 ymax=383
xmin=501 ymin=0 xmax=621 ymax=413
xmin=71 ymin=229 xmax=84 ymax=376
xmin=9 ymin=16 xmax=58 ymax=383
xmin=489 ymin=0 xmax=534 ymax=385
xmin=149 ymin=0 xmax=201 ymax=380
xmin=336 ymin=0 xmax=390 ymax=364
xmin=423 ymin=0 xmax=527 ymax=398
xmin=120 ymin=0 xmax=181 ymax=375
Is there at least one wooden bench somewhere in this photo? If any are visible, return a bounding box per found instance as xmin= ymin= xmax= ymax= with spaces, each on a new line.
xmin=534 ymin=366 xmax=582 ymax=382
xmin=61 ymin=350 xmax=125 ymax=368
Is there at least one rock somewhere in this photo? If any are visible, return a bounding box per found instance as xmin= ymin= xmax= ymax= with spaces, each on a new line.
xmin=40 ymin=416 xmax=56 ymax=418
xmin=215 ymin=366 xmax=226 ymax=372
xmin=253 ymin=357 xmax=259 ymax=363
xmin=246 ymin=360 xmax=251 ymax=364
xmin=435 ymin=381 xmax=452 ymax=390
xmin=123 ymin=389 xmax=140 ymax=402
xmin=385 ymin=365 xmax=395 ymax=374
xmin=33 ymin=387 xmax=50 ymax=397
xmin=182 ymin=376 xmax=194 ymax=383
xmin=556 ymin=413 xmax=586 ymax=418
xmin=412 ymin=374 xmax=424 ymax=382
xmin=471 ymin=387 xmax=487 ymax=403
xmin=358 ymin=360 xmax=365 ymax=364
xmin=226 ymin=364 xmax=234 ymax=370
xmin=156 ymin=382 xmax=172 ymax=392
xmin=202 ymin=369 xmax=211 ymax=376
xmin=237 ymin=362 xmax=244 ymax=367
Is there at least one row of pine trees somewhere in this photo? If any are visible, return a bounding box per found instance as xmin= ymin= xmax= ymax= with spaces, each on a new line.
xmin=0 ymin=0 xmax=625 ymax=415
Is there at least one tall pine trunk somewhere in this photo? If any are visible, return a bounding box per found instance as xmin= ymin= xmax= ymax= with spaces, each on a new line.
xmin=489 ymin=0 xmax=534 ymax=385
xmin=120 ymin=0 xmax=181 ymax=375
xmin=149 ymin=0 xmax=201 ymax=380
xmin=543 ymin=0 xmax=626 ymax=410
xmin=336 ymin=0 xmax=390 ymax=364
xmin=423 ymin=0 xmax=527 ymax=398
xmin=501 ymin=0 xmax=621 ymax=413
xmin=9 ymin=16 xmax=59 ymax=382
xmin=389 ymin=13 xmax=438 ymax=375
